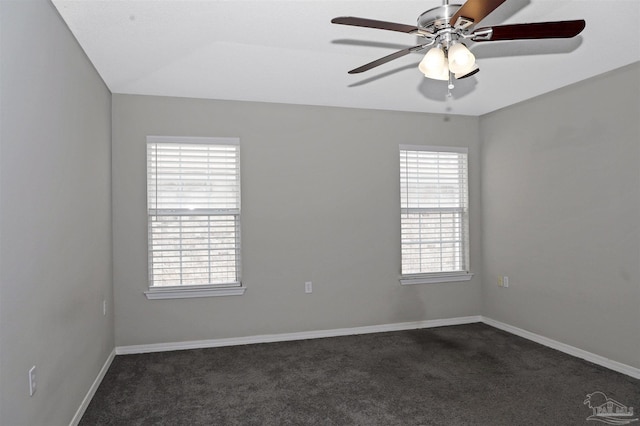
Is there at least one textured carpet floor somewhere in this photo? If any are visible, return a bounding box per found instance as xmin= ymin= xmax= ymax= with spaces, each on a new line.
xmin=80 ymin=323 xmax=640 ymax=425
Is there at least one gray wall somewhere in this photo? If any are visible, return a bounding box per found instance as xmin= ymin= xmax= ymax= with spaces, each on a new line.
xmin=0 ymin=1 xmax=113 ymax=425
xmin=1 ymin=3 xmax=636 ymax=421
xmin=480 ymin=63 xmax=640 ymax=369
xmin=112 ymin=95 xmax=482 ymax=346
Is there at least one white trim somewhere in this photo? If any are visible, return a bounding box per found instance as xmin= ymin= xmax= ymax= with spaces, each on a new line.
xmin=146 ymin=135 xmax=239 ymax=145
xmin=110 ymin=315 xmax=639 ymax=379
xmin=115 ymin=316 xmax=482 ymax=355
xmin=69 ymin=349 xmax=116 ymax=426
xmin=399 ymin=144 xmax=468 ymax=154
xmin=145 ymin=286 xmax=246 ymax=300
xmin=401 ymin=272 xmax=473 ymax=285
xmin=481 ymin=317 xmax=640 ymax=380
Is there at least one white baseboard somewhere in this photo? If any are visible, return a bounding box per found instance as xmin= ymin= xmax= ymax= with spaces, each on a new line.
xmin=481 ymin=316 xmax=640 ymax=380
xmin=79 ymin=315 xmax=637 ymax=425
xmin=115 ymin=315 xmax=483 ymax=355
xmin=113 ymin=314 xmax=640 ymax=380
xmin=75 ymin=321 xmax=483 ymax=423
xmin=69 ymin=349 xmax=116 ymax=426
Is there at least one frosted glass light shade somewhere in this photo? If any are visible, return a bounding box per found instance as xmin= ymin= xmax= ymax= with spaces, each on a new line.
xmin=448 ymin=43 xmax=476 ymax=75
xmin=419 ymin=47 xmax=449 ymax=80
xmin=418 ymin=47 xmax=445 ymax=74
xmin=433 ymin=58 xmax=450 ymax=80
xmin=423 ymin=59 xmax=449 ymax=80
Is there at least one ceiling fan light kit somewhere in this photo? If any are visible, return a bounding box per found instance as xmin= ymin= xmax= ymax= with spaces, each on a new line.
xmin=332 ymin=0 xmax=585 ymax=92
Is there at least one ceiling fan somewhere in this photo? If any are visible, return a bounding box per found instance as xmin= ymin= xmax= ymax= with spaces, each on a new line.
xmin=331 ymin=0 xmax=585 ymax=90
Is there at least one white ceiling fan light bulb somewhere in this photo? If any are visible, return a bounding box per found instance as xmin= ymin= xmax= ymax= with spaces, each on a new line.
xmin=419 ymin=46 xmax=446 ymax=78
xmin=448 ymin=43 xmax=476 ymax=75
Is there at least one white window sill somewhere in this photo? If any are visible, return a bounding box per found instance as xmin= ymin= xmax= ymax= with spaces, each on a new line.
xmin=145 ymin=285 xmax=246 ymax=300
xmin=400 ymin=272 xmax=473 ymax=286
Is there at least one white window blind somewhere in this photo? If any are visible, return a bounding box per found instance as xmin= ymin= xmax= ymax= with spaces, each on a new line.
xmin=147 ymin=136 xmax=241 ymax=288
xmin=400 ymin=145 xmax=469 ymax=277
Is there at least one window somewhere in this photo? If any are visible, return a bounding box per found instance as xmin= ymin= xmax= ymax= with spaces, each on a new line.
xmin=145 ymin=136 xmax=245 ymax=299
xmin=399 ymin=145 xmax=472 ymax=285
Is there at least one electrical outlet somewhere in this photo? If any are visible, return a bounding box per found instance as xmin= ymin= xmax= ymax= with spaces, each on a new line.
xmin=103 ymin=299 xmax=107 ymax=316
xmin=29 ymin=366 xmax=36 ymax=396
xmin=305 ymin=281 xmax=312 ymax=294
xmin=503 ymin=276 xmax=509 ymax=288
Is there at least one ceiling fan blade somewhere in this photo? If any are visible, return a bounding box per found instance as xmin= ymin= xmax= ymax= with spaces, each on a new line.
xmin=449 ymin=0 xmax=507 ymax=27
xmin=347 ymin=44 xmax=428 ymax=74
xmin=472 ymin=20 xmax=586 ymax=41
xmin=456 ymin=67 xmax=480 ymax=80
xmin=331 ymin=16 xmax=419 ymax=34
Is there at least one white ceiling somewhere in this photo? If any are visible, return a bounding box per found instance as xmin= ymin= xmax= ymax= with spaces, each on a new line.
xmin=52 ymin=0 xmax=640 ymax=116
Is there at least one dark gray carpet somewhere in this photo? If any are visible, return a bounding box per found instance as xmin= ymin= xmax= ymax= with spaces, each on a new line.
xmin=80 ymin=323 xmax=640 ymax=425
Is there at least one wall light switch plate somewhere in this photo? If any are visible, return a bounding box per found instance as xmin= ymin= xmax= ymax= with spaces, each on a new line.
xmin=503 ymin=276 xmax=509 ymax=288
xmin=305 ymin=281 xmax=312 ymax=294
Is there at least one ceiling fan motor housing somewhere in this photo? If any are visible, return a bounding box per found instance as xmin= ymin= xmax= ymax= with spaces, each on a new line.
xmin=417 ymin=4 xmax=462 ymax=34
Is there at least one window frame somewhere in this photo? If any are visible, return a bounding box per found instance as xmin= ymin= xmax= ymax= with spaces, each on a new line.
xmin=144 ymin=136 xmax=246 ymax=300
xmin=399 ymin=144 xmax=473 ymax=285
